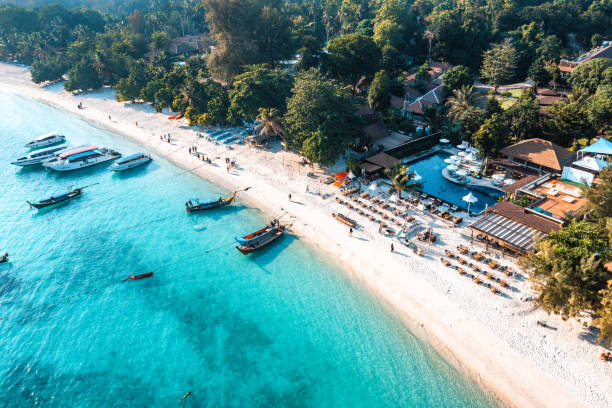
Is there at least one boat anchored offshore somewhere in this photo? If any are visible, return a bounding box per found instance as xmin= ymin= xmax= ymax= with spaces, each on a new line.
xmin=110 ymin=153 xmax=151 ymax=171
xmin=27 ymin=183 xmax=98 ymax=209
xmin=43 ymin=146 xmax=121 ymax=171
xmin=11 ymin=145 xmax=70 ymax=166
xmin=235 ymin=219 xmax=284 ymax=254
xmin=25 ymin=132 xmax=65 ymax=149
xmin=0 ymin=252 xmax=8 ymax=264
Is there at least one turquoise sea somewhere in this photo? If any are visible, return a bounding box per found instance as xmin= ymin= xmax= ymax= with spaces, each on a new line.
xmin=0 ymin=91 xmax=499 ymax=407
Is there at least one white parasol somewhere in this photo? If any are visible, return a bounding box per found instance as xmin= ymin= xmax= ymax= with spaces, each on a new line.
xmin=455 ymin=169 xmax=467 ymax=176
xmin=389 ymin=193 xmax=398 ymax=202
xmin=504 ymin=178 xmax=516 ymax=185
xmin=439 ymin=138 xmax=450 ymax=144
xmin=457 ymin=151 xmax=466 ymax=157
xmin=412 ymin=171 xmax=422 ymax=181
xmin=463 ymin=152 xmax=476 ymax=161
xmin=444 ymin=158 xmax=455 ymax=164
xmin=450 ymin=155 xmax=461 ymax=161
xmin=462 ymin=192 xmax=478 ymax=214
xmin=348 ymin=171 xmax=355 ymax=179
xmin=368 ymin=183 xmax=378 ymax=191
xmin=468 ymin=165 xmax=480 ymax=172
xmin=492 ymin=174 xmax=505 ymax=181
xmin=447 ymin=164 xmax=458 ymax=171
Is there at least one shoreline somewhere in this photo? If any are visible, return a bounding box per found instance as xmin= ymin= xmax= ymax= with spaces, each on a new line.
xmin=2 ymin=63 xmax=609 ymax=408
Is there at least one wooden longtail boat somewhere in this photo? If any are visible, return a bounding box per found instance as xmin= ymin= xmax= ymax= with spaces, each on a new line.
xmin=0 ymin=253 xmax=8 ymax=264
xmin=185 ymin=192 xmax=236 ymax=213
xmin=235 ymin=219 xmax=284 ymax=254
xmin=27 ymin=183 xmax=97 ymax=210
xmin=128 ymin=272 xmax=153 ymax=280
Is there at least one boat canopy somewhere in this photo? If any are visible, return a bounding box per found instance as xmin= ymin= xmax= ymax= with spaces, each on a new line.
xmin=117 ymin=153 xmax=146 ymax=163
xmin=59 ymin=145 xmax=97 ymax=159
xmin=67 ymin=150 xmax=99 ymax=162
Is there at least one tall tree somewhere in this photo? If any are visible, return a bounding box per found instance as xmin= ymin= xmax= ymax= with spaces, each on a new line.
xmin=481 ymin=39 xmax=518 ymax=90
xmin=384 ymin=163 xmax=422 ymax=199
xmin=368 ymin=70 xmax=391 ymax=112
xmin=322 ymin=33 xmax=380 ymax=93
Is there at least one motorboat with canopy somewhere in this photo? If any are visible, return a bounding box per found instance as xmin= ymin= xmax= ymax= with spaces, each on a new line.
xmin=25 ymin=132 xmax=65 ymax=149
xmin=110 ymin=153 xmax=152 ymax=171
xmin=11 ymin=145 xmax=70 ymax=166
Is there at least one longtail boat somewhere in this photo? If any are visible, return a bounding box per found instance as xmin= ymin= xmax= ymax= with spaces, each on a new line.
xmin=27 ymin=183 xmax=97 ymax=210
xmin=128 ymin=272 xmax=153 ymax=280
xmin=235 ymin=219 xmax=284 ymax=254
xmin=185 ymin=192 xmax=236 ymax=213
xmin=185 ymin=187 xmax=250 ymax=213
xmin=0 ymin=253 xmax=8 ymax=264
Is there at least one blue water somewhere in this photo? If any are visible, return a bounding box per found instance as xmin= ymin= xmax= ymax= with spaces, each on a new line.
xmin=409 ymin=153 xmax=503 ymax=213
xmin=0 ymin=92 xmax=499 ymax=407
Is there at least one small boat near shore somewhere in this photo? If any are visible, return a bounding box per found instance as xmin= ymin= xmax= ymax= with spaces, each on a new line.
xmin=235 ymin=219 xmax=284 ymax=254
xmin=43 ymin=147 xmax=121 ymax=171
xmin=27 ymin=183 xmax=97 ymax=209
xmin=186 ymin=192 xmax=236 ymax=213
xmin=11 ymin=145 xmax=70 ymax=166
xmin=0 ymin=252 xmax=8 ymax=264
xmin=25 ymin=132 xmax=65 ymax=149
xmin=110 ymin=153 xmax=152 ymax=171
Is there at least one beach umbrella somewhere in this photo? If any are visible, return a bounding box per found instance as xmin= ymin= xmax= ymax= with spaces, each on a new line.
xmin=335 ymin=171 xmax=349 ymax=180
xmin=389 ymin=193 xmax=398 ymax=202
xmin=455 ymin=169 xmax=467 ymax=176
xmin=450 ymin=155 xmax=461 ymax=161
xmin=463 ymin=152 xmax=476 ymax=161
xmin=462 ymin=192 xmax=478 ymax=214
xmin=443 ymin=158 xmax=455 ymax=164
xmin=468 ymin=165 xmax=480 ymax=172
xmin=439 ymin=138 xmax=450 ymax=144
xmin=492 ymin=174 xmax=505 ymax=181
xmin=504 ymin=178 xmax=516 ymax=185
xmin=348 ymin=171 xmax=355 ymax=179
xmin=412 ymin=171 xmax=422 ymax=181
xmin=447 ymin=164 xmax=458 ymax=171
xmin=368 ymin=183 xmax=378 ymax=191
xmin=457 ymin=151 xmax=466 ymax=157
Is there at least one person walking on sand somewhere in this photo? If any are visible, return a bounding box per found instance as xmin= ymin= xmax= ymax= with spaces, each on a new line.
xmin=349 ymin=227 xmax=353 ymax=237
xmin=306 ymin=185 xmax=309 ymax=193
xmin=108 ymin=115 xmax=111 ymax=121
xmin=391 ymin=243 xmax=394 ymax=253
xmin=288 ymin=193 xmax=292 ymax=201
xmin=135 ymin=121 xmax=138 ymax=127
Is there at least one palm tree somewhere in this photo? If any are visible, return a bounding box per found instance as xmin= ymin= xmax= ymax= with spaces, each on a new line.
xmin=446 ymin=85 xmax=482 ymax=121
xmin=384 ymin=163 xmax=422 ymax=199
xmin=423 ymin=29 xmax=435 ymax=65
xmin=254 ymin=108 xmax=284 ymax=143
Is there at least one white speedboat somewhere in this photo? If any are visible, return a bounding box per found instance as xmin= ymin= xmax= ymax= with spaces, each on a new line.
xmin=43 ymin=147 xmax=121 ymax=171
xmin=25 ymin=132 xmax=66 ymax=149
xmin=11 ymin=145 xmax=70 ymax=166
xmin=41 ymin=145 xmax=96 ymax=166
xmin=110 ymin=153 xmax=151 ymax=171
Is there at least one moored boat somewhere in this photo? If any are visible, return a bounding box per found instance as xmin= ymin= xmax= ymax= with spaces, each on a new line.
xmin=11 ymin=145 xmax=70 ymax=166
xmin=110 ymin=153 xmax=151 ymax=171
xmin=185 ymin=192 xmax=236 ymax=213
xmin=235 ymin=219 xmax=284 ymax=254
xmin=128 ymin=272 xmax=153 ymax=280
xmin=27 ymin=183 xmax=97 ymax=209
xmin=0 ymin=252 xmax=8 ymax=264
xmin=43 ymin=147 xmax=121 ymax=171
xmin=25 ymin=132 xmax=65 ymax=149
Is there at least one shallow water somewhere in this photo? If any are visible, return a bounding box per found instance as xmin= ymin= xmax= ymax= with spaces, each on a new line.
xmin=0 ymin=92 xmax=499 ymax=407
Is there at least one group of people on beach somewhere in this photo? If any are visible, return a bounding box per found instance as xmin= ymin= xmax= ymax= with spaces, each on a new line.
xmin=159 ymin=134 xmax=171 ymax=143
xmin=188 ymin=145 xmax=198 ymax=155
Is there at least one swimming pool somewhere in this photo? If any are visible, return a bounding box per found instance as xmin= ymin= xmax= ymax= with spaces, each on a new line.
xmin=407 ymin=153 xmax=503 ymax=213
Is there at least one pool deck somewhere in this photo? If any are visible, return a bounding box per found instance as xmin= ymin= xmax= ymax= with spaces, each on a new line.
xmin=441 ymin=167 xmax=505 ymax=193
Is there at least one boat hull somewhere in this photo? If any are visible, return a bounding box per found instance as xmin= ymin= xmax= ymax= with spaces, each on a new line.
xmin=110 ymin=155 xmax=151 ymax=171
xmin=186 ymin=196 xmax=235 ymax=213
xmin=235 ymin=227 xmax=284 ymax=254
xmin=28 ymin=189 xmax=82 ymax=209
xmin=25 ymin=135 xmax=65 ymax=149
xmin=128 ymin=272 xmax=153 ymax=280
xmin=44 ymin=152 xmax=120 ymax=171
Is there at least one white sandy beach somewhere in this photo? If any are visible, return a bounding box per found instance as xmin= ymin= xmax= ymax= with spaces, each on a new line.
xmin=1 ymin=63 xmax=610 ymax=408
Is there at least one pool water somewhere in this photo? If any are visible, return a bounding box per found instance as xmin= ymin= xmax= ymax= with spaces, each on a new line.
xmin=408 ymin=153 xmax=503 ymax=213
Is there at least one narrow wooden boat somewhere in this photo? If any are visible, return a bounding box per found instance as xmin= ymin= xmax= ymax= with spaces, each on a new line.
xmin=128 ymin=272 xmax=153 ymax=280
xmin=0 ymin=253 xmax=8 ymax=264
xmin=27 ymin=183 xmax=97 ymax=209
xmin=185 ymin=192 xmax=236 ymax=213
xmin=235 ymin=219 xmax=284 ymax=254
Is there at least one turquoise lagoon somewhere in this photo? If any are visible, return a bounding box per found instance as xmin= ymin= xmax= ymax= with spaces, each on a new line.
xmin=0 ymin=92 xmax=499 ymax=407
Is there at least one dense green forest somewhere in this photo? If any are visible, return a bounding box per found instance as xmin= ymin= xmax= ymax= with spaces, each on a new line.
xmin=1 ymin=0 xmax=611 ymax=345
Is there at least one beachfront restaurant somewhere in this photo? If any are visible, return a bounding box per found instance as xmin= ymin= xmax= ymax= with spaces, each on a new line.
xmin=361 ymin=152 xmax=400 ymax=179
xmin=470 ymin=202 xmax=561 ymax=255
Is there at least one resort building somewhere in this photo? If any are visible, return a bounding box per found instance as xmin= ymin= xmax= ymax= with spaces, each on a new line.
xmin=470 ymin=201 xmax=562 ymax=255
xmin=559 ymin=40 xmax=612 ymax=76
xmin=499 ymin=138 xmax=575 ymax=175
xmin=400 ymin=61 xmax=451 ymax=121
xmin=562 ymin=137 xmax=612 ymax=185
xmin=361 ymin=152 xmax=400 ymax=178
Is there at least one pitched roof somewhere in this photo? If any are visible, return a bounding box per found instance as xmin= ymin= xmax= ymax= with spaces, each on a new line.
xmin=576 ymin=42 xmax=612 ymax=64
xmin=404 ymin=84 xmax=447 ymax=115
xmin=579 ymin=137 xmax=612 ymax=155
xmin=365 ymin=152 xmax=400 ymax=169
xmin=499 ymin=138 xmax=575 ymax=171
xmin=488 ymin=202 xmax=562 ymax=234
